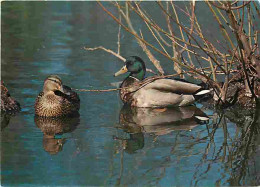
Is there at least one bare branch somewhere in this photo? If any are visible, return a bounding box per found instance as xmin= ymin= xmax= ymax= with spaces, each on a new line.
xmin=84 ymin=46 xmax=126 ymax=61
xmin=117 ymin=13 xmax=122 ymax=55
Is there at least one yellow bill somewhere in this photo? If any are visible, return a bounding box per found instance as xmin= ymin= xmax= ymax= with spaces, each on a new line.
xmin=114 ymin=65 xmax=128 ymax=77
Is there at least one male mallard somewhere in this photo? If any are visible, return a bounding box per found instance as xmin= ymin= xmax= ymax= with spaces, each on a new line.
xmin=114 ymin=56 xmax=211 ymax=108
xmin=35 ymin=75 xmax=80 ymax=117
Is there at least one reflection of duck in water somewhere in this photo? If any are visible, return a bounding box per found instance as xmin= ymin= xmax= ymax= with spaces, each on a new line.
xmin=35 ymin=75 xmax=80 ymax=117
xmin=35 ymin=114 xmax=80 ymax=155
xmin=42 ymin=134 xmax=66 ymax=155
xmin=114 ymin=56 xmax=211 ymax=107
xmin=1 ymin=81 xmax=20 ymax=130
xmin=1 ymin=113 xmax=11 ymax=131
xmin=115 ymin=105 xmax=209 ymax=153
xmin=119 ymin=104 xmax=209 ymax=136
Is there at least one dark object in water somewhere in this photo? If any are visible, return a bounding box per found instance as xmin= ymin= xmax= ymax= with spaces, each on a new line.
xmin=1 ymin=81 xmax=20 ymax=113
xmin=1 ymin=113 xmax=11 ymax=131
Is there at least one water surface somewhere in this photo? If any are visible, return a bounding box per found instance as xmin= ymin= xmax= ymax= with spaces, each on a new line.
xmin=1 ymin=2 xmax=259 ymax=186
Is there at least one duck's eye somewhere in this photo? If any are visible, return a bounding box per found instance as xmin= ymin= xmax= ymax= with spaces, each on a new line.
xmin=48 ymin=78 xmax=61 ymax=85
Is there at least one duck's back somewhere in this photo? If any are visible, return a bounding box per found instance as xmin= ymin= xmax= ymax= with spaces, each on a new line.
xmin=1 ymin=82 xmax=20 ymax=113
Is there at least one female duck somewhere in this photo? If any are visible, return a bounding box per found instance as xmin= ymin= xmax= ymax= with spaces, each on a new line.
xmin=1 ymin=81 xmax=20 ymax=113
xmin=114 ymin=56 xmax=210 ymax=108
xmin=35 ymin=75 xmax=80 ymax=117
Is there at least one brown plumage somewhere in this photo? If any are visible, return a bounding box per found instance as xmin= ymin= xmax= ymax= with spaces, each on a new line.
xmin=1 ymin=81 xmax=20 ymax=113
xmin=35 ymin=75 xmax=80 ymax=117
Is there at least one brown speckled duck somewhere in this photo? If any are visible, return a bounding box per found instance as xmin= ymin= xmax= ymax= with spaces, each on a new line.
xmin=1 ymin=81 xmax=20 ymax=113
xmin=35 ymin=75 xmax=80 ymax=117
xmin=114 ymin=56 xmax=211 ymax=108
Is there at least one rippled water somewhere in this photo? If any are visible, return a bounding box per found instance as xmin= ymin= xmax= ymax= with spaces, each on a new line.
xmin=1 ymin=2 xmax=259 ymax=186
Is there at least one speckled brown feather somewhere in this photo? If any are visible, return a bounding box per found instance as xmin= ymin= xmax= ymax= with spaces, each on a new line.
xmin=120 ymin=77 xmax=137 ymax=105
xmin=1 ymin=81 xmax=20 ymax=113
xmin=35 ymin=85 xmax=80 ymax=117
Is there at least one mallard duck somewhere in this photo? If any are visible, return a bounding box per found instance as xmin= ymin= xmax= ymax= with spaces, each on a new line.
xmin=1 ymin=81 xmax=20 ymax=113
xmin=35 ymin=75 xmax=80 ymax=117
xmin=114 ymin=56 xmax=211 ymax=107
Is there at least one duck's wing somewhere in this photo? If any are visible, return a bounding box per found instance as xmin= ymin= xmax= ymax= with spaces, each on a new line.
xmin=54 ymin=89 xmax=80 ymax=104
xmin=142 ymin=78 xmax=202 ymax=94
xmin=130 ymin=78 xmax=205 ymax=107
xmin=61 ymin=85 xmax=80 ymax=103
xmin=132 ymin=88 xmax=195 ymax=107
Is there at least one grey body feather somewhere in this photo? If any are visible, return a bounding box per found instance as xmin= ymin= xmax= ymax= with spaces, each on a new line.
xmin=130 ymin=79 xmax=203 ymax=107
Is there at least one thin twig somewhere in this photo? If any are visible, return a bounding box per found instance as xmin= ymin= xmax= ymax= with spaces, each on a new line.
xmin=74 ymin=88 xmax=121 ymax=92
xmin=166 ymin=2 xmax=184 ymax=77
xmin=84 ymin=46 xmax=126 ymax=61
xmin=73 ymin=73 xmax=183 ymax=93
xmin=117 ymin=13 xmax=122 ymax=55
xmin=118 ymin=2 xmax=165 ymax=75
xmin=209 ymin=1 xmax=251 ymax=11
xmin=171 ymin=2 xmax=193 ymax=66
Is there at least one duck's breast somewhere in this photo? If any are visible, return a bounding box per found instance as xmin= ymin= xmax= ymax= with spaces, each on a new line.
xmin=35 ymin=93 xmax=63 ymax=117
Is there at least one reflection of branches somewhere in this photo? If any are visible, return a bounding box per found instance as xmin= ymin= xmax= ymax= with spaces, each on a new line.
xmin=112 ymin=105 xmax=259 ymax=185
xmin=192 ymin=108 xmax=259 ymax=186
xmin=227 ymin=108 xmax=259 ymax=185
xmin=192 ymin=114 xmax=222 ymax=186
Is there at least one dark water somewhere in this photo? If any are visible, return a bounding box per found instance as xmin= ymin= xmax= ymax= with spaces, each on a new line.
xmin=1 ymin=2 xmax=259 ymax=186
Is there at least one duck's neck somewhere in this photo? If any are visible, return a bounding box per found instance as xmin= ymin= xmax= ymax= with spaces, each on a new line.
xmin=129 ymin=69 xmax=145 ymax=81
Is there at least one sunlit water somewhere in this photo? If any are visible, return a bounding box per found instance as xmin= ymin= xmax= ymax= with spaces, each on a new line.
xmin=1 ymin=2 xmax=259 ymax=186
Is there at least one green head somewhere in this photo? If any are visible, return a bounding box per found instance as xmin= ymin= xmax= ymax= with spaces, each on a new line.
xmin=114 ymin=56 xmax=146 ymax=80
